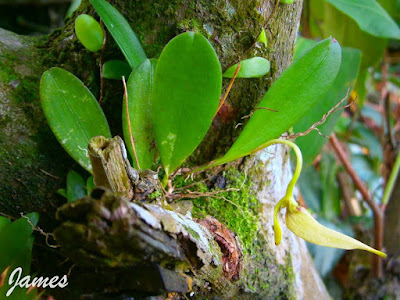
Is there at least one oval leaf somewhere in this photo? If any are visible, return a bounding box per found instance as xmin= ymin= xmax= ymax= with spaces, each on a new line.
xmin=216 ymin=37 xmax=341 ymax=165
xmin=67 ymin=170 xmax=86 ymax=202
xmin=223 ymin=57 xmax=270 ymax=78
xmin=123 ymin=58 xmax=157 ymax=170
xmin=152 ymin=32 xmax=222 ymax=177
xmin=89 ymin=0 xmax=147 ymax=68
xmin=102 ymin=60 xmax=131 ymax=80
xmin=75 ymin=14 xmax=104 ymax=52
xmin=325 ymin=0 xmax=400 ymax=39
xmin=40 ymin=67 xmax=111 ymax=173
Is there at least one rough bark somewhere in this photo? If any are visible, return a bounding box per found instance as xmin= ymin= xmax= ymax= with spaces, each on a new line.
xmin=0 ymin=0 xmax=331 ymax=299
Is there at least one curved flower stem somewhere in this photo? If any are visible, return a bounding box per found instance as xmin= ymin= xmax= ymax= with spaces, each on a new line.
xmin=252 ymin=139 xmax=303 ymax=198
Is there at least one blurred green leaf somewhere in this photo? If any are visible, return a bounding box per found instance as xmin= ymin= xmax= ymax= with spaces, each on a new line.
xmin=295 ymin=46 xmax=361 ymax=165
xmin=0 ymin=213 xmax=38 ymax=299
xmin=40 ymin=67 xmax=111 ymax=173
xmin=325 ymin=0 xmax=400 ymax=39
xmin=320 ymin=153 xmax=341 ymax=220
xmin=152 ymin=32 xmax=222 ymax=177
xmin=102 ymin=60 xmax=131 ymax=80
xmin=298 ymin=165 xmax=322 ymax=213
xmin=223 ymin=57 xmax=270 ymax=78
xmin=0 ymin=217 xmax=10 ymax=233
xmin=294 ymin=36 xmax=316 ymax=61
xmin=322 ymin=2 xmax=387 ymax=103
xmin=213 ymin=38 xmax=341 ymax=165
xmin=65 ymin=0 xmax=82 ymax=19
xmin=57 ymin=188 xmax=67 ymax=198
xmin=67 ymin=170 xmax=86 ymax=202
xmin=86 ymin=175 xmax=95 ymax=194
xmin=75 ymin=14 xmax=104 ymax=52
xmin=123 ymin=58 xmax=157 ymax=170
xmin=89 ymin=0 xmax=147 ymax=68
xmin=350 ymin=122 xmax=383 ymax=161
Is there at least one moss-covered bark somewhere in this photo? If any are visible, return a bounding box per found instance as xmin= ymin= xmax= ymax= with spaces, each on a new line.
xmin=0 ymin=0 xmax=331 ymax=299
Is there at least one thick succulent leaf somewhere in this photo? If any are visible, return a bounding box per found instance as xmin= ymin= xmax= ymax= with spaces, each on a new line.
xmin=74 ymin=14 xmax=104 ymax=52
xmin=67 ymin=170 xmax=86 ymax=202
xmin=286 ymin=205 xmax=386 ymax=257
xmin=223 ymin=57 xmax=270 ymax=78
xmin=102 ymin=60 xmax=131 ymax=80
xmin=152 ymin=32 xmax=222 ymax=176
xmin=295 ymin=47 xmax=361 ymax=165
xmin=40 ymin=67 xmax=111 ymax=172
xmin=213 ymin=37 xmax=341 ymax=166
xmin=123 ymin=58 xmax=157 ymax=170
xmin=89 ymin=0 xmax=147 ymax=68
xmin=325 ymin=0 xmax=400 ymax=39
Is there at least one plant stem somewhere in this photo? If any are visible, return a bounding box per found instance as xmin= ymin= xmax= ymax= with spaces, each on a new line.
xmin=330 ymin=133 xmax=383 ymax=278
xmin=382 ymin=149 xmax=400 ymax=205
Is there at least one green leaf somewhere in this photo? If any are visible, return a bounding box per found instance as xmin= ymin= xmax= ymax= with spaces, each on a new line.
xmin=256 ymin=28 xmax=267 ymax=47
xmin=214 ymin=37 xmax=341 ymax=166
xmin=65 ymin=0 xmax=81 ymax=19
xmin=320 ymin=153 xmax=341 ymax=220
xmin=0 ymin=213 xmax=38 ymax=273
xmin=57 ymin=188 xmax=67 ymax=198
xmin=67 ymin=170 xmax=86 ymax=202
xmin=325 ymin=0 xmax=400 ymax=39
xmin=89 ymin=0 xmax=147 ymax=68
xmin=281 ymin=0 xmax=294 ymax=3
xmin=102 ymin=60 xmax=132 ymax=80
xmin=294 ymin=36 xmax=317 ymax=61
xmin=223 ymin=57 xmax=270 ymax=78
xmin=123 ymin=59 xmax=157 ymax=170
xmin=152 ymin=32 xmax=222 ymax=177
xmin=0 ymin=217 xmax=10 ymax=233
xmin=86 ymin=175 xmax=95 ymax=194
xmin=75 ymin=14 xmax=104 ymax=52
xmin=40 ymin=67 xmax=111 ymax=173
xmin=0 ymin=213 xmax=38 ymax=299
xmin=295 ymin=47 xmax=361 ymax=165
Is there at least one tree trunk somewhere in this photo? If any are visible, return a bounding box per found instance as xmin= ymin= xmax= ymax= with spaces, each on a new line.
xmin=0 ymin=0 xmax=331 ymax=298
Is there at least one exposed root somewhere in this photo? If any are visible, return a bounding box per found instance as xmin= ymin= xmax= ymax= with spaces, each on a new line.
xmin=20 ymin=213 xmax=59 ymax=249
xmin=286 ymin=87 xmax=354 ymax=140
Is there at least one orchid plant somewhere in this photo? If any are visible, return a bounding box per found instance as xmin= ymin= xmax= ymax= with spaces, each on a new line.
xmin=40 ymin=0 xmax=386 ymax=260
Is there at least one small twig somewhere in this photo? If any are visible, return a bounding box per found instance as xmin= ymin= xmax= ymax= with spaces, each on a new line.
xmin=287 ymin=87 xmax=353 ymax=139
xmin=40 ymin=169 xmax=60 ymax=180
xmin=329 ymin=134 xmax=384 ymax=278
xmin=122 ymin=76 xmax=141 ymax=170
xmin=99 ymin=19 xmax=107 ymax=106
xmin=214 ymin=62 xmax=241 ymax=118
xmin=265 ymin=0 xmax=281 ymax=28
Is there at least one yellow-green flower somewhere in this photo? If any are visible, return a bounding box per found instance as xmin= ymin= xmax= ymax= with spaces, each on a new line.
xmin=268 ymin=139 xmax=386 ymax=258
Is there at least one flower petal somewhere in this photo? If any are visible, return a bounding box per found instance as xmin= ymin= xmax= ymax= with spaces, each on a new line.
xmin=286 ymin=205 xmax=386 ymax=258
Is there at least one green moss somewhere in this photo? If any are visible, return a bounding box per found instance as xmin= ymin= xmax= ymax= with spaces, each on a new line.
xmin=243 ymin=233 xmax=297 ymax=299
xmin=190 ymin=167 xmax=261 ymax=252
